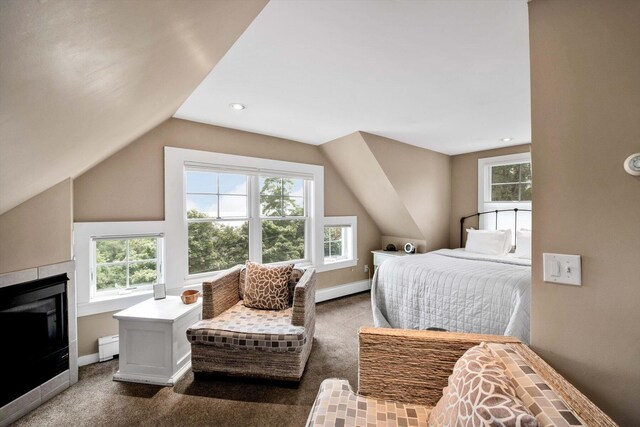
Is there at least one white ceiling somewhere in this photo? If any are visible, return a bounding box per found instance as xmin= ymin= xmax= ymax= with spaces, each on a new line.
xmin=174 ymin=0 xmax=531 ymax=155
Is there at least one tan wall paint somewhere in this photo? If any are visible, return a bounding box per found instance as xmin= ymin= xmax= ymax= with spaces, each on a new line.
xmin=0 ymin=179 xmax=73 ymax=274
xmin=73 ymin=119 xmax=381 ymax=281
xmin=73 ymin=118 xmax=381 ymax=356
xmin=77 ymin=311 xmax=119 ymax=357
xmin=320 ymin=132 xmax=424 ymax=240
xmin=320 ymin=132 xmax=452 ymax=252
xmin=362 ymin=132 xmax=451 ymax=252
xmin=529 ymin=1 xmax=640 ymax=425
xmin=0 ymin=0 xmax=267 ymax=215
xmin=449 ymin=144 xmax=531 ymax=248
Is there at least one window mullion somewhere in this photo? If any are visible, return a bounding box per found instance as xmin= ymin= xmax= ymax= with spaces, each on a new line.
xmin=125 ymin=239 xmax=130 ymax=289
xmin=305 ymin=180 xmax=311 ymax=262
xmin=517 ymin=164 xmax=522 ymax=202
xmin=216 ymin=174 xmax=221 ymax=219
xmin=249 ymin=175 xmax=262 ymax=263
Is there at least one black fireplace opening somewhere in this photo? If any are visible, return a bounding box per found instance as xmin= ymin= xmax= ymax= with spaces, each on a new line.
xmin=0 ymin=273 xmax=69 ymax=407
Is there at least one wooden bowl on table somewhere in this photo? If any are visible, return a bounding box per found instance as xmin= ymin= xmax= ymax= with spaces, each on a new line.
xmin=180 ymin=290 xmax=200 ymax=304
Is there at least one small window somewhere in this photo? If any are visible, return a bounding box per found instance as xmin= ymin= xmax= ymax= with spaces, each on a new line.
xmin=324 ymin=226 xmax=348 ymax=263
xmin=478 ymin=152 xmax=532 ymax=236
xmin=92 ymin=235 xmax=163 ymax=294
xmin=490 ymin=162 xmax=532 ymax=202
xmin=322 ymin=216 xmax=357 ymax=269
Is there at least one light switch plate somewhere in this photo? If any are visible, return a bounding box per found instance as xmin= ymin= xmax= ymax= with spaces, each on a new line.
xmin=543 ymin=253 xmax=582 ymax=286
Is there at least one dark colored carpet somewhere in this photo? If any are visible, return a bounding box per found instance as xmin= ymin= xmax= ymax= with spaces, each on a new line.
xmin=13 ymin=291 xmax=373 ymax=427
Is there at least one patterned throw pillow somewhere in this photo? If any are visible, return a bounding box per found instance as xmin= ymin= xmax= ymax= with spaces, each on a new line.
xmin=243 ymin=261 xmax=293 ymax=310
xmin=428 ymin=343 xmax=538 ymax=427
xmin=240 ymin=266 xmax=304 ymax=305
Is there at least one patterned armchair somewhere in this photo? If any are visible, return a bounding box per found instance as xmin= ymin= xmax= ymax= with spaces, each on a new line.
xmin=306 ymin=328 xmax=615 ymax=427
xmin=186 ymin=265 xmax=316 ymax=382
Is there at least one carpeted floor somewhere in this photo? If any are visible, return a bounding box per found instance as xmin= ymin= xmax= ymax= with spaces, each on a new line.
xmin=13 ymin=291 xmax=373 ymax=427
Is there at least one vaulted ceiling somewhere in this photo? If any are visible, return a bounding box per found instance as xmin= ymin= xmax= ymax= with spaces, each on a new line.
xmin=1 ymin=0 xmax=532 ymax=217
xmin=0 ymin=0 xmax=267 ymax=214
xmin=175 ymin=0 xmax=531 ymax=155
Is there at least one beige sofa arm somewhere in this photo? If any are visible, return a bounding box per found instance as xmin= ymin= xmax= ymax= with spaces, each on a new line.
xmin=201 ymin=265 xmax=242 ymax=319
xmin=291 ymin=268 xmax=316 ymax=327
xmin=357 ymin=327 xmax=521 ymax=406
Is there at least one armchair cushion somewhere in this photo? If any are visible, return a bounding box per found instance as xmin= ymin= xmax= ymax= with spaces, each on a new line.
xmin=187 ymin=301 xmax=306 ymax=353
xmin=243 ymin=261 xmax=293 ymax=310
xmin=428 ymin=343 xmax=537 ymax=427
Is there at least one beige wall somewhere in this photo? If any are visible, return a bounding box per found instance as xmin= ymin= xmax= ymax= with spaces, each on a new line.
xmin=449 ymin=144 xmax=531 ymax=248
xmin=321 ymin=132 xmax=451 ymax=253
xmin=77 ymin=311 xmax=119 ymax=357
xmin=529 ymin=1 xmax=640 ymax=425
xmin=320 ymin=132 xmax=424 ymax=240
xmin=0 ymin=179 xmax=73 ymax=274
xmin=362 ymin=133 xmax=451 ymax=252
xmin=73 ymin=118 xmax=381 ymax=356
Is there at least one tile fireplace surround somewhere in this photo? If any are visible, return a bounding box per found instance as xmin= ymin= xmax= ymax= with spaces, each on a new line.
xmin=0 ymin=260 xmax=77 ymax=426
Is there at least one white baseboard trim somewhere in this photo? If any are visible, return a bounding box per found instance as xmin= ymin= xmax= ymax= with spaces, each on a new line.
xmin=78 ymin=353 xmax=99 ymax=367
xmin=316 ymin=279 xmax=371 ymax=303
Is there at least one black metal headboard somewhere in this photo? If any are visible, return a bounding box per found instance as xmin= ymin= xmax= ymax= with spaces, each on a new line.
xmin=459 ymin=208 xmax=532 ymax=248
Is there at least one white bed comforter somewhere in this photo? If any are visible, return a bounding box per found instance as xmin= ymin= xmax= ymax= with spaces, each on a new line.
xmin=371 ymin=249 xmax=531 ymax=344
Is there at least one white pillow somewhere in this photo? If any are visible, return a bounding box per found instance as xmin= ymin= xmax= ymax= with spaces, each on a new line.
xmin=514 ymin=229 xmax=532 ymax=259
xmin=501 ymin=228 xmax=513 ymax=254
xmin=465 ymin=229 xmax=509 ymax=255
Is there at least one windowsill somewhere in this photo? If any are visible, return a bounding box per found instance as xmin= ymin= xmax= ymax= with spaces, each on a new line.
xmin=77 ymin=290 xmax=154 ymax=317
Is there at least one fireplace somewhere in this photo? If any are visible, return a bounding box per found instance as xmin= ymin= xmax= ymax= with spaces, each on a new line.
xmin=0 ymin=273 xmax=69 ymax=408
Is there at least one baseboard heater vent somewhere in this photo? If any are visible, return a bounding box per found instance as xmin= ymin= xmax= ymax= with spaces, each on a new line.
xmin=98 ymin=335 xmax=119 ymax=362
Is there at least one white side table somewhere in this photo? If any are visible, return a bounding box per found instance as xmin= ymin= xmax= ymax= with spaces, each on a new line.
xmin=113 ymin=296 xmax=202 ymax=386
xmin=372 ymin=250 xmax=416 ymax=270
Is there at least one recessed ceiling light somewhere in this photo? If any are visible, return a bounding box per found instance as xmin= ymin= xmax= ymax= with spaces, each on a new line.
xmin=500 ymin=137 xmax=513 ymax=142
xmin=229 ymin=103 xmax=246 ymax=111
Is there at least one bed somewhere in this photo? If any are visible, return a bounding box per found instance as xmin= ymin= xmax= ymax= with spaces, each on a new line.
xmin=371 ymin=209 xmax=532 ymax=344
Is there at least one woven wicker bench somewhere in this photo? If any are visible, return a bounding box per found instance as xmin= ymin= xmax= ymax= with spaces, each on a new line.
xmin=306 ymin=328 xmax=616 ymax=426
xmin=187 ymin=265 xmax=316 ymax=382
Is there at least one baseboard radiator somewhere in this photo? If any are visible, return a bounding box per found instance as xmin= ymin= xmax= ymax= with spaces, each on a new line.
xmin=98 ymin=335 xmax=119 ymax=362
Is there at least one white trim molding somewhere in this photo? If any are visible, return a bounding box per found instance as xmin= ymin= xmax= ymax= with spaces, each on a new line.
xmin=78 ymin=353 xmax=100 ymax=367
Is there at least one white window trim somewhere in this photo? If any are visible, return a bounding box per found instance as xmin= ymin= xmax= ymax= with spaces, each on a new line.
xmin=478 ymin=152 xmax=532 ymax=230
xmin=165 ymin=147 xmax=324 ymax=289
xmin=315 ymin=216 xmax=358 ymax=273
xmin=74 ymin=221 xmax=166 ymax=317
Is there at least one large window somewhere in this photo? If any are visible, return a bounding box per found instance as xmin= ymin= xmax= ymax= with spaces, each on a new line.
xmin=260 ymin=177 xmax=307 ymax=264
xmin=165 ymin=148 xmax=335 ymax=286
xmin=478 ymin=152 xmax=532 ymax=235
xmin=93 ymin=235 xmax=163 ymax=293
xmin=184 ymin=166 xmax=311 ymax=278
xmin=186 ymin=170 xmax=249 ymax=274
